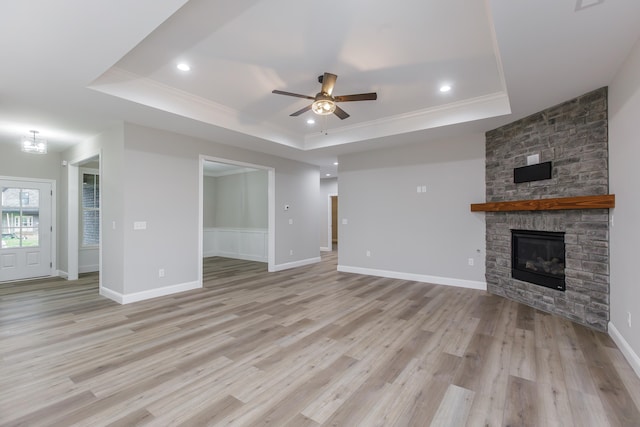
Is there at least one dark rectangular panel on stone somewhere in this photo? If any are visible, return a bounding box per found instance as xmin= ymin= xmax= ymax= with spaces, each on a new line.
xmin=514 ymin=162 xmax=552 ymax=183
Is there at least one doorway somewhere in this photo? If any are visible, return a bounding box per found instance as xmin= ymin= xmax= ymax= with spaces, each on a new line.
xmin=0 ymin=178 xmax=54 ymax=282
xmin=198 ymin=155 xmax=275 ymax=284
xmin=67 ymin=152 xmax=101 ymax=284
xmin=202 ymin=161 xmax=268 ymax=263
xmin=331 ymin=195 xmax=338 ymax=248
xmin=78 ymin=160 xmax=100 ymax=274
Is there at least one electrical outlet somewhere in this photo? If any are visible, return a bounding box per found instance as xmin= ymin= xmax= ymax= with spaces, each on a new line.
xmin=289 ymin=250 xmax=293 ymax=256
xmin=468 ymin=258 xmax=474 ymax=266
xmin=159 ymin=268 xmax=165 ymax=278
xmin=366 ymin=250 xmax=371 ymax=257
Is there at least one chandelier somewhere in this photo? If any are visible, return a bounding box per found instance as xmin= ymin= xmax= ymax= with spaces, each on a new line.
xmin=22 ymin=130 xmax=47 ymax=154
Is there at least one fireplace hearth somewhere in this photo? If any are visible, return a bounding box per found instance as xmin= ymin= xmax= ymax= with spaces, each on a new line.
xmin=511 ymin=229 xmax=565 ymax=291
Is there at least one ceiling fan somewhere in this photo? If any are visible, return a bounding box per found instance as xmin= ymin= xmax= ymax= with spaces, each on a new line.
xmin=272 ymin=72 xmax=377 ymax=120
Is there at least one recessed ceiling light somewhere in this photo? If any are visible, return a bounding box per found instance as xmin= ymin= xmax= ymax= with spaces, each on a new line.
xmin=177 ymin=63 xmax=191 ymax=71
xmin=333 ymin=162 xmax=339 ymax=166
xmin=440 ymin=84 xmax=452 ymax=93
xmin=325 ymin=173 xmax=331 ymax=177
xmin=306 ymin=119 xmax=315 ymax=125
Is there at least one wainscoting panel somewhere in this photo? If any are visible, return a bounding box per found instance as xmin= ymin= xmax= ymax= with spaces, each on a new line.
xmin=79 ymin=248 xmax=99 ymax=273
xmin=203 ymin=228 xmax=267 ymax=262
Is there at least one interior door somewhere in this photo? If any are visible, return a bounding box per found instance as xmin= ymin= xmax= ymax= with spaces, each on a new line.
xmin=331 ymin=195 xmax=338 ymax=244
xmin=0 ymin=180 xmax=52 ymax=282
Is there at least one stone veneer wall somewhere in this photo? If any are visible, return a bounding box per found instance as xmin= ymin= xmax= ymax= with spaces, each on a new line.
xmin=485 ymin=87 xmax=609 ymax=331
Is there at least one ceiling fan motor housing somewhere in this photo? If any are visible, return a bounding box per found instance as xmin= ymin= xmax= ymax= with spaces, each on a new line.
xmin=315 ymin=92 xmax=333 ymax=102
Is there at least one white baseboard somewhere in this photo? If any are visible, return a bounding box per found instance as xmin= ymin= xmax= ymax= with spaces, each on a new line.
xmin=99 ymin=286 xmax=124 ymax=304
xmin=320 ymin=246 xmax=332 ymax=252
xmin=269 ymin=257 xmax=321 ymax=272
xmin=57 ymin=270 xmax=68 ymax=279
xmin=609 ymin=321 xmax=640 ymax=379
xmin=100 ymin=280 xmax=202 ymax=305
xmin=79 ymin=264 xmax=99 ymax=274
xmin=336 ymin=265 xmax=487 ymax=291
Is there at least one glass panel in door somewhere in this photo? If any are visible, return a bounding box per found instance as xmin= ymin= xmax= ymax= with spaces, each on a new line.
xmin=1 ymin=188 xmax=40 ymax=248
xmin=1 ymin=180 xmax=50 ymax=282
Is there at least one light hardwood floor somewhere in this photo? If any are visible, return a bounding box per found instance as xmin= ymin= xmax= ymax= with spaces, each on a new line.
xmin=1 ymin=252 xmax=639 ymax=426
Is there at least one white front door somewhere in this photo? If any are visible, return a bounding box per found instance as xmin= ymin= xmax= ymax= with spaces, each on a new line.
xmin=0 ymin=180 xmax=52 ymax=282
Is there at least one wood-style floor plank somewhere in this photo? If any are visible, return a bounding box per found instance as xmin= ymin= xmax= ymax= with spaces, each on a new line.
xmin=1 ymin=252 xmax=639 ymax=426
xmin=430 ymin=384 xmax=475 ymax=427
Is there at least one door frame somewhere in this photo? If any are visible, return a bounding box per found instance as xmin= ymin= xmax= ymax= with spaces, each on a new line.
xmin=66 ymin=151 xmax=101 ymax=284
xmin=198 ymin=155 xmax=275 ymax=283
xmin=323 ymin=193 xmax=338 ymax=251
xmin=0 ymin=175 xmax=57 ymax=279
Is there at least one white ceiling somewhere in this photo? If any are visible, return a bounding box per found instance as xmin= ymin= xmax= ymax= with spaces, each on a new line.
xmin=1 ymin=0 xmax=639 ymax=177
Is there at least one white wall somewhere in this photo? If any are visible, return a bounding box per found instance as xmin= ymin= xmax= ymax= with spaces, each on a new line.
xmin=0 ymin=143 xmax=62 ymax=273
xmin=78 ymin=248 xmax=99 ymax=273
xmin=203 ymin=170 xmax=268 ymax=262
xmin=213 ymin=170 xmax=267 ymax=229
xmin=609 ymin=36 xmax=640 ymax=374
xmin=203 ymin=176 xmax=216 ymax=228
xmin=116 ymin=123 xmax=319 ymax=296
xmin=337 ymin=133 xmax=486 ymax=289
xmin=320 ymin=178 xmax=338 ymax=251
xmin=0 ymin=143 xmax=62 ymax=182
xmin=61 ymin=125 xmax=125 ymax=292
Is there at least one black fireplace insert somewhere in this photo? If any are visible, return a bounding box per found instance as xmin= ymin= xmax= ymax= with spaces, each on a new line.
xmin=511 ymin=229 xmax=565 ymax=291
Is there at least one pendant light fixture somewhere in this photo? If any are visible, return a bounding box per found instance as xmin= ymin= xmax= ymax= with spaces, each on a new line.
xmin=22 ymin=130 xmax=47 ymax=154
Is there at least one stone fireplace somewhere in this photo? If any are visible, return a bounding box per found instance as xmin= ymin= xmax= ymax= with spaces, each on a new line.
xmin=483 ymin=87 xmax=610 ymax=331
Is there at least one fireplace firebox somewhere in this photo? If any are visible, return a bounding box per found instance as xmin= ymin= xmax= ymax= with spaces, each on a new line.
xmin=511 ymin=230 xmax=565 ymax=291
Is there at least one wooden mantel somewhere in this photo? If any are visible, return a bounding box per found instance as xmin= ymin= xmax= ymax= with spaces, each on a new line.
xmin=470 ymin=194 xmax=615 ymax=212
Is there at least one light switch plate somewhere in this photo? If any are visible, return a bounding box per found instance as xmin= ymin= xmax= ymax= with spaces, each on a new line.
xmin=133 ymin=221 xmax=147 ymax=230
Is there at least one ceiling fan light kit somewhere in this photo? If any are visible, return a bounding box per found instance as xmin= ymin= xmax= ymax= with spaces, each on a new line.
xmin=272 ymin=72 xmax=377 ymax=120
xmin=311 ymin=98 xmax=336 ymax=115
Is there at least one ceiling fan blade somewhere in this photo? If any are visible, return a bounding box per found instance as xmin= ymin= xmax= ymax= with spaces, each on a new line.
xmin=333 ymin=105 xmax=350 ymax=120
xmin=272 ymin=90 xmax=315 ymax=100
xmin=290 ymin=105 xmax=312 ymax=116
xmin=321 ymin=72 xmax=337 ymax=95
xmin=334 ymin=92 xmax=378 ymax=102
